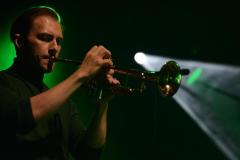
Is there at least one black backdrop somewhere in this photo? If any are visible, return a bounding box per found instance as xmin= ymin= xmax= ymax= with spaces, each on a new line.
xmin=1 ymin=0 xmax=239 ymax=159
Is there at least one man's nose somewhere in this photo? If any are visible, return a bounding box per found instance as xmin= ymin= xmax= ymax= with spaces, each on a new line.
xmin=51 ymin=38 xmax=61 ymax=48
xmin=49 ymin=40 xmax=60 ymax=54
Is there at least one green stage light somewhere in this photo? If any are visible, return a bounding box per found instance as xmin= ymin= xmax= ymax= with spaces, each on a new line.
xmin=0 ymin=31 xmax=15 ymax=71
xmin=186 ymin=68 xmax=203 ymax=86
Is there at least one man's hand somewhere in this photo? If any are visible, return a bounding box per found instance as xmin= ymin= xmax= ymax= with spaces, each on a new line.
xmin=76 ymin=45 xmax=113 ymax=83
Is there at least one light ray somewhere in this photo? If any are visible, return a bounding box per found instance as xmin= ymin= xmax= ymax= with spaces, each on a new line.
xmin=135 ymin=53 xmax=240 ymax=160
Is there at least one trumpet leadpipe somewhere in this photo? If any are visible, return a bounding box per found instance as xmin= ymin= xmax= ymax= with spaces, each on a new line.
xmin=50 ymin=57 xmax=81 ymax=65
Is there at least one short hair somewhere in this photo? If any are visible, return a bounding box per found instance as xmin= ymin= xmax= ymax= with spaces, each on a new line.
xmin=10 ymin=6 xmax=62 ymax=42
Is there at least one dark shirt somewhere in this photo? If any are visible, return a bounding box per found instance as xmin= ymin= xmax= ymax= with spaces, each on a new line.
xmin=0 ymin=62 xmax=102 ymax=160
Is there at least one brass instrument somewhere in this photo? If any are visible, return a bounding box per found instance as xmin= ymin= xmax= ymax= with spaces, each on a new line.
xmin=50 ymin=57 xmax=189 ymax=97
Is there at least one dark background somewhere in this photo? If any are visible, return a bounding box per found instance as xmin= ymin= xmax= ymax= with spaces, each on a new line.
xmin=1 ymin=0 xmax=239 ymax=159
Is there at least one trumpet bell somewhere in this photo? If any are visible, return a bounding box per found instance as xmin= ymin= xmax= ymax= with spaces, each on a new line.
xmin=158 ymin=61 xmax=183 ymax=96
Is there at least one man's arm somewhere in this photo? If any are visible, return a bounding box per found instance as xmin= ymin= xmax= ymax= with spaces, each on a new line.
xmin=84 ymin=99 xmax=109 ymax=148
xmin=83 ymin=67 xmax=119 ymax=148
xmin=30 ymin=45 xmax=114 ymax=121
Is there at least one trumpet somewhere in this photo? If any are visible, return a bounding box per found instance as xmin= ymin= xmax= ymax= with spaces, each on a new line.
xmin=49 ymin=56 xmax=190 ymax=97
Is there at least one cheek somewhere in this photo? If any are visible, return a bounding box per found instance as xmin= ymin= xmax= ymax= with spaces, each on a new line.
xmin=31 ymin=43 xmax=49 ymax=56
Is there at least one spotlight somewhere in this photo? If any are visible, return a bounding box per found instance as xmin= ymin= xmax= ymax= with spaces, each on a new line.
xmin=134 ymin=52 xmax=147 ymax=64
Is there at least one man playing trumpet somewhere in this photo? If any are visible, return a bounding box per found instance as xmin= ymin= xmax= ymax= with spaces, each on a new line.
xmin=0 ymin=6 xmax=119 ymax=159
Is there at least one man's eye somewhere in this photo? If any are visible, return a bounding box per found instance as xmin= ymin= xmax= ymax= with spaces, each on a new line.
xmin=37 ymin=34 xmax=53 ymax=42
xmin=56 ymin=38 xmax=63 ymax=45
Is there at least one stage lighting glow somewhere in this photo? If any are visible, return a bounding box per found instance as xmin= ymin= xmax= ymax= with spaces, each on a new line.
xmin=186 ymin=68 xmax=203 ymax=86
xmin=134 ymin=52 xmax=147 ymax=64
xmin=135 ymin=53 xmax=240 ymax=160
xmin=0 ymin=31 xmax=15 ymax=70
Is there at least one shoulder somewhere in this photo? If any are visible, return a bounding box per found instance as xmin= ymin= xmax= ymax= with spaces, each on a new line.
xmin=0 ymin=70 xmax=15 ymax=86
xmin=0 ymin=70 xmax=23 ymax=99
xmin=0 ymin=69 xmax=25 ymax=85
xmin=0 ymin=70 xmax=33 ymax=95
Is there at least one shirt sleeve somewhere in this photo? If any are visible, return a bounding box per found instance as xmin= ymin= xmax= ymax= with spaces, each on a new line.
xmin=67 ymin=100 xmax=103 ymax=160
xmin=0 ymin=84 xmax=36 ymax=134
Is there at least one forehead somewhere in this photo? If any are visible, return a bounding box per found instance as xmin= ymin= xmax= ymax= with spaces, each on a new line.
xmin=30 ymin=15 xmax=63 ymax=37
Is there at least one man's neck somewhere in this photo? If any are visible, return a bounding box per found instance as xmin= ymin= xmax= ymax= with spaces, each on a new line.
xmin=9 ymin=56 xmax=44 ymax=89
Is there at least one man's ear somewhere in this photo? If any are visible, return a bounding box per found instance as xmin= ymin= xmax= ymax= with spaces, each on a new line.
xmin=13 ymin=33 xmax=23 ymax=49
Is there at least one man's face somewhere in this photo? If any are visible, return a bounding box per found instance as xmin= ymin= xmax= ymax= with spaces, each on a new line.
xmin=24 ymin=15 xmax=63 ymax=73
